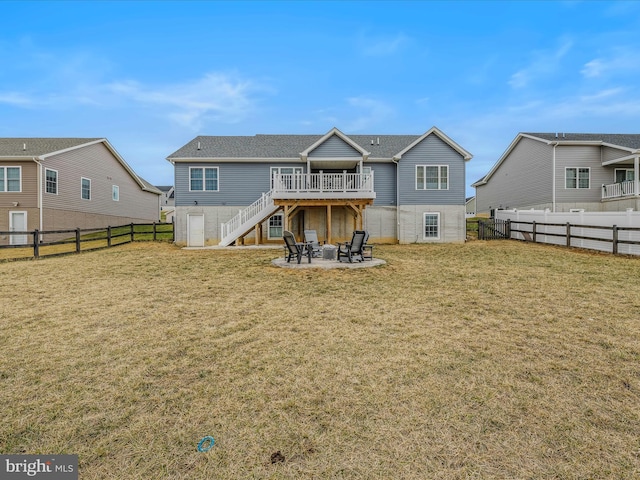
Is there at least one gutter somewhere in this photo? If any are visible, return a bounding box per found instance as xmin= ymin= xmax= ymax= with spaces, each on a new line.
xmin=32 ymin=157 xmax=44 ymax=236
xmin=392 ymin=156 xmax=400 ymax=242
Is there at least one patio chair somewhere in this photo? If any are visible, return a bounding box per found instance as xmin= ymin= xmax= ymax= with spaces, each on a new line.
xmin=304 ymin=230 xmax=324 ymax=258
xmin=283 ymin=230 xmax=312 ymax=264
xmin=337 ymin=230 xmax=369 ymax=263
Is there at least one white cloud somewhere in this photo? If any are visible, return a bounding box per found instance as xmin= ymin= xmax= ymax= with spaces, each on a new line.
xmin=357 ymin=32 xmax=409 ymax=56
xmin=581 ymin=48 xmax=640 ymax=78
xmin=0 ymin=92 xmax=34 ymax=107
xmin=509 ymin=38 xmax=574 ymax=89
xmin=344 ymin=96 xmax=395 ymax=131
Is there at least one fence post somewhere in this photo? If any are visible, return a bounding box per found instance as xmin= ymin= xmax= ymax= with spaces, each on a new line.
xmin=566 ymin=222 xmax=571 ymax=247
xmin=76 ymin=228 xmax=81 ymax=253
xmin=612 ymin=225 xmax=618 ymax=255
xmin=153 ymin=222 xmax=157 ymax=241
xmin=107 ymin=226 xmax=112 ymax=248
xmin=130 ymin=223 xmax=135 ymax=242
xmin=33 ymin=229 xmax=39 ymax=258
xmin=506 ymin=219 xmax=511 ymax=238
xmin=532 ymin=221 xmax=537 ymax=243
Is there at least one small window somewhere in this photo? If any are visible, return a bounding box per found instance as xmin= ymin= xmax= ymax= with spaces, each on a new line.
xmin=423 ymin=212 xmax=440 ymax=239
xmin=615 ymin=169 xmax=634 ymax=183
xmin=268 ymin=214 xmax=283 ymax=239
xmin=565 ymin=168 xmax=589 ymax=189
xmin=112 ymin=185 xmax=119 ymax=201
xmin=45 ymin=169 xmax=58 ymax=194
xmin=190 ymin=167 xmax=218 ymax=191
xmin=416 ymin=165 xmax=448 ymax=190
xmin=81 ymin=177 xmax=91 ymax=200
xmin=0 ymin=166 xmax=21 ymax=192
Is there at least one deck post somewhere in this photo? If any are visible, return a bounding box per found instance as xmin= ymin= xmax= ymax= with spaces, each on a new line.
xmin=327 ymin=204 xmax=332 ymax=244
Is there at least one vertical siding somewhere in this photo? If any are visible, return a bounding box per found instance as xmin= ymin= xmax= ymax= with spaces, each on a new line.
xmin=398 ymin=134 xmax=466 ymax=206
xmin=308 ymin=135 xmax=361 ymax=158
xmin=0 ymin=161 xmax=38 ymax=208
xmin=42 ymin=143 xmax=159 ymax=221
xmin=555 ymin=145 xmax=607 ymax=204
xmin=476 ymin=137 xmax=553 ymax=213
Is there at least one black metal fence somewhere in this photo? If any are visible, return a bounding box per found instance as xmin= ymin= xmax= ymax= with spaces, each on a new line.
xmin=478 ymin=219 xmax=511 ymax=240
xmin=0 ymin=222 xmax=174 ymax=260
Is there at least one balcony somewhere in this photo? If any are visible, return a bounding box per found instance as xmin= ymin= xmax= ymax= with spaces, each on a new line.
xmin=272 ymin=172 xmax=376 ymax=200
xmin=602 ymin=181 xmax=638 ymax=200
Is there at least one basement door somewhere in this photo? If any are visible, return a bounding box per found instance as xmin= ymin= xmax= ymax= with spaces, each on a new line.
xmin=9 ymin=211 xmax=28 ymax=245
xmin=187 ymin=214 xmax=204 ymax=247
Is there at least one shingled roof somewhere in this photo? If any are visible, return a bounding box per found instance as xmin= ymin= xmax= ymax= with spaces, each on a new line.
xmin=167 ymin=134 xmax=424 ymax=160
xmin=0 ymin=138 xmax=102 ymax=157
xmin=524 ymin=133 xmax=640 ymax=151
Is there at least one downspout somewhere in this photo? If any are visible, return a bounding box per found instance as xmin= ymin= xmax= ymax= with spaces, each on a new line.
xmin=33 ymin=157 xmax=44 ymax=236
xmin=552 ymin=142 xmax=558 ymax=212
xmin=392 ymin=156 xmax=400 ymax=242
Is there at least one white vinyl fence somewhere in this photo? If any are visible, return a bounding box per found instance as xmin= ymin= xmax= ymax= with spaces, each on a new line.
xmin=495 ymin=209 xmax=640 ymax=256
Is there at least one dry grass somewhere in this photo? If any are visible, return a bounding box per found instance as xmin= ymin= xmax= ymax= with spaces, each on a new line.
xmin=1 ymin=241 xmax=639 ymax=479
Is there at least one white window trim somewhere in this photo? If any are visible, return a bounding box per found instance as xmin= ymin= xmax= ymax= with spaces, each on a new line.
xmin=189 ymin=166 xmax=219 ymax=192
xmin=112 ymin=185 xmax=120 ymax=201
xmin=45 ymin=168 xmax=58 ymax=195
xmin=416 ymin=165 xmax=449 ymax=190
xmin=0 ymin=166 xmax=22 ymax=193
xmin=81 ymin=177 xmax=91 ymax=200
xmin=565 ymin=167 xmax=590 ymax=189
xmin=423 ymin=212 xmax=441 ymax=240
xmin=267 ymin=213 xmax=284 ymax=239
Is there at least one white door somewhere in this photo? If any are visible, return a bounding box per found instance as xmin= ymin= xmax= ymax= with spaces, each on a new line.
xmin=187 ymin=214 xmax=204 ymax=247
xmin=9 ymin=211 xmax=28 ymax=245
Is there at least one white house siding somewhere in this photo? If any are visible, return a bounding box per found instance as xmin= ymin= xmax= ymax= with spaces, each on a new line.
xmin=476 ymin=137 xmax=553 ymax=214
xmin=398 ymin=204 xmax=465 ymax=244
xmin=41 ymin=142 xmax=159 ymax=228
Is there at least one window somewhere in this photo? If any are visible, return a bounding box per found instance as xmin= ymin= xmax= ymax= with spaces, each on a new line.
xmin=271 ymin=167 xmax=303 ymax=189
xmin=81 ymin=177 xmax=91 ymax=200
xmin=423 ymin=212 xmax=440 ymax=239
xmin=0 ymin=166 xmax=21 ymax=192
xmin=190 ymin=167 xmax=218 ymax=191
xmin=45 ymin=169 xmax=58 ymax=194
xmin=615 ymin=169 xmax=634 ymax=183
xmin=112 ymin=185 xmax=119 ymax=201
xmin=565 ymin=168 xmax=590 ymax=189
xmin=268 ymin=214 xmax=283 ymax=239
xmin=416 ymin=165 xmax=448 ymax=190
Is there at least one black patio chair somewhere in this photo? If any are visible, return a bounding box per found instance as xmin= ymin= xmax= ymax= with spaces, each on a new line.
xmin=303 ymin=229 xmax=325 ymax=258
xmin=283 ymin=230 xmax=312 ymax=264
xmin=337 ymin=230 xmax=369 ymax=263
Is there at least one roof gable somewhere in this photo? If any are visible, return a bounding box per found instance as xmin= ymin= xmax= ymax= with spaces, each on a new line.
xmin=392 ymin=126 xmax=472 ymax=161
xmin=300 ymin=127 xmax=370 ymax=160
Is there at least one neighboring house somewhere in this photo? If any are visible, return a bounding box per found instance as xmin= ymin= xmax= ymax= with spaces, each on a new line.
xmin=157 ymin=185 xmax=175 ymax=223
xmin=0 ymin=138 xmax=161 ymax=245
xmin=473 ymin=132 xmax=640 ymax=216
xmin=465 ymin=196 xmax=476 ymax=217
xmin=167 ymin=126 xmax=472 ymax=247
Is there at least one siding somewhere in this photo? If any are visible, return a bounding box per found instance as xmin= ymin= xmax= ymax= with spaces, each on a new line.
xmin=397 ymin=134 xmax=465 ymax=206
xmin=476 ymin=137 xmax=553 ymax=213
xmin=602 ymin=146 xmax=630 ymax=163
xmin=42 ymin=142 xmax=158 ymax=221
xmin=175 ymin=162 xmax=294 ymax=206
xmin=308 ymin=135 xmax=361 ymax=158
xmin=555 ymin=145 xmax=607 ymax=204
xmin=366 ymin=162 xmax=396 ymax=206
xmin=0 ymin=161 xmax=38 ymax=208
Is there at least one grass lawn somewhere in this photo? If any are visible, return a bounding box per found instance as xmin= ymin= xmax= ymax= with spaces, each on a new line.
xmin=1 ymin=241 xmax=639 ymax=479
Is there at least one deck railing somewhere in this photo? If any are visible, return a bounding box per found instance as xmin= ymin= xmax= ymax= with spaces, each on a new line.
xmin=602 ymin=181 xmax=637 ymax=199
xmin=272 ymin=172 xmax=374 ymax=194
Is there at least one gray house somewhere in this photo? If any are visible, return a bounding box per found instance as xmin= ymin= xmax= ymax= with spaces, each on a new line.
xmin=167 ymin=127 xmax=472 ymax=247
xmin=0 ymin=138 xmax=161 ymax=244
xmin=473 ymin=132 xmax=640 ymax=216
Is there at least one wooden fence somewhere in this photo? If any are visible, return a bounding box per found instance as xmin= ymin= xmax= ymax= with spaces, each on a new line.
xmin=501 ymin=219 xmax=640 ymax=256
xmin=0 ymin=222 xmax=174 ymax=260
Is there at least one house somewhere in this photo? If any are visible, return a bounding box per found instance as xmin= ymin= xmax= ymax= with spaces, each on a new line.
xmin=473 ymin=132 xmax=640 ymax=216
xmin=166 ymin=127 xmax=472 ymax=247
xmin=0 ymin=138 xmax=161 ymax=245
xmin=156 ymin=185 xmax=175 ymax=223
xmin=465 ymin=196 xmax=476 ymax=217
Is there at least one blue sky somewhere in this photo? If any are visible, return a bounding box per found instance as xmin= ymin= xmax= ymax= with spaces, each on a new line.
xmin=2 ymin=1 xmax=640 ymax=195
